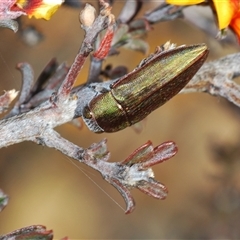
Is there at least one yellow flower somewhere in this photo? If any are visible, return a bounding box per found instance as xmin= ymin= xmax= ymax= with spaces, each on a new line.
xmin=166 ymin=0 xmax=240 ymax=41
xmin=211 ymin=0 xmax=235 ymax=30
xmin=14 ymin=0 xmax=64 ymax=20
xmin=166 ymin=0 xmax=204 ymax=4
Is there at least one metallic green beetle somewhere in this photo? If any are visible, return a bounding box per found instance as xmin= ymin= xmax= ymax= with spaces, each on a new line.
xmin=82 ymin=44 xmax=208 ymax=133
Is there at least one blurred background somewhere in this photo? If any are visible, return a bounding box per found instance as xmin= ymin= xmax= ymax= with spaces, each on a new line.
xmin=1 ymin=1 xmax=240 ymax=239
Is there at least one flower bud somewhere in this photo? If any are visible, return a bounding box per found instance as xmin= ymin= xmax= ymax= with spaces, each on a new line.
xmin=79 ymin=4 xmax=96 ymax=28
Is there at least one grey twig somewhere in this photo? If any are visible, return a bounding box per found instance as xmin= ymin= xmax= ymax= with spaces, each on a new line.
xmin=144 ymin=3 xmax=183 ymax=24
xmin=42 ymin=131 xmax=177 ymax=213
xmin=7 ymin=63 xmax=34 ymax=117
xmin=118 ymin=0 xmax=143 ymax=24
xmin=0 ymin=19 xmax=18 ymax=32
xmin=181 ymin=52 xmax=240 ymax=107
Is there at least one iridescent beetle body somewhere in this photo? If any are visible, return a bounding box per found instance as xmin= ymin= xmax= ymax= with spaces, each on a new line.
xmin=82 ymin=44 xmax=208 ymax=133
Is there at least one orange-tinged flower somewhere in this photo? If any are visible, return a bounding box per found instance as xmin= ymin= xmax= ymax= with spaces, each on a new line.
xmin=211 ymin=0 xmax=235 ymax=30
xmin=12 ymin=0 xmax=64 ymax=20
xmin=167 ymin=0 xmax=240 ymax=41
xmin=229 ymin=10 xmax=240 ymax=40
